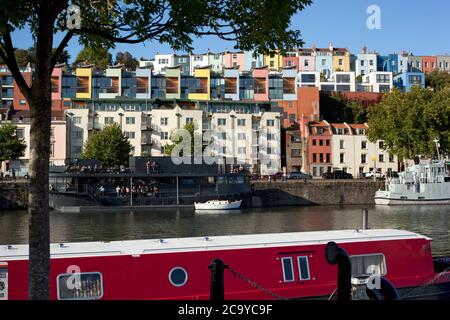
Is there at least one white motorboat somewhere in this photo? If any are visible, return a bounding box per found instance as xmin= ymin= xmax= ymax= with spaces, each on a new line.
xmin=194 ymin=199 xmax=242 ymax=210
xmin=375 ymin=159 xmax=450 ymax=205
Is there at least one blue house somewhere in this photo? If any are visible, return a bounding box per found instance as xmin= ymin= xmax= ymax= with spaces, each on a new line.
xmin=378 ymin=54 xmax=399 ymax=74
xmin=393 ymin=72 xmax=425 ymax=92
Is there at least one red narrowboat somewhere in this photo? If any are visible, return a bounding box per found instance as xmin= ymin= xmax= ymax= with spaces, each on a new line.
xmin=1 ymin=229 xmax=449 ymax=300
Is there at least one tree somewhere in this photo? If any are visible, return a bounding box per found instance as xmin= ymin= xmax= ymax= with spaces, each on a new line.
xmin=0 ymin=46 xmax=70 ymax=66
xmin=164 ymin=122 xmax=200 ymax=157
xmin=0 ymin=0 xmax=311 ymax=299
xmin=81 ymin=123 xmax=131 ymax=167
xmin=425 ymin=70 xmax=450 ymax=91
xmin=0 ymin=123 xmax=27 ymax=164
xmin=367 ymin=87 xmax=450 ymax=160
xmin=115 ymin=51 xmax=138 ymax=70
xmin=73 ymin=46 xmax=112 ymax=69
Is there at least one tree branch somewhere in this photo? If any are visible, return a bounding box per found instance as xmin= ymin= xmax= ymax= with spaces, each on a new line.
xmin=51 ymin=30 xmax=73 ymax=70
xmin=0 ymin=31 xmax=32 ymax=102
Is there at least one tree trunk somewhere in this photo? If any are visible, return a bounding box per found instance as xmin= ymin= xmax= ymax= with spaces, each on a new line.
xmin=27 ymin=7 xmax=54 ymax=300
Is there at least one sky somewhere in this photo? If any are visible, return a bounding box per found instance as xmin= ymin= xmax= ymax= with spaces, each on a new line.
xmin=10 ymin=0 xmax=450 ymax=63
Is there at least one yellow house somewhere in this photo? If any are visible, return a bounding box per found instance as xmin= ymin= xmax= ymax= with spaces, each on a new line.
xmin=75 ymin=67 xmax=93 ymax=99
xmin=264 ymin=50 xmax=282 ymax=70
xmin=332 ymin=49 xmax=350 ymax=72
xmin=188 ymin=66 xmax=210 ymax=101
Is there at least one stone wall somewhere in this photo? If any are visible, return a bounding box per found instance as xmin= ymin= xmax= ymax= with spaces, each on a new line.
xmin=0 ymin=181 xmax=28 ymax=209
xmin=250 ymin=180 xmax=385 ymax=207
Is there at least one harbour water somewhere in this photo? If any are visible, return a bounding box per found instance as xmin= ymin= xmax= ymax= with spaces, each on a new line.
xmin=0 ymin=205 xmax=449 ymax=256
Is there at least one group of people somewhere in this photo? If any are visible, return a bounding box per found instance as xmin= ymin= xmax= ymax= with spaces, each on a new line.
xmin=66 ymin=163 xmax=131 ymax=174
xmin=115 ymin=184 xmax=160 ymax=197
xmin=145 ymin=160 xmax=159 ymax=174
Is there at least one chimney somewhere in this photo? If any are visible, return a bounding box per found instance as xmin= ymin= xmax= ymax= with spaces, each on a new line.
xmin=329 ymin=42 xmax=333 ymax=52
xmin=362 ymin=46 xmax=367 ymax=54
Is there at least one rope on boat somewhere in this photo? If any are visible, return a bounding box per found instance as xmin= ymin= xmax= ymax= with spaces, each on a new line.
xmin=225 ymin=264 xmax=290 ymax=300
xmin=401 ymin=266 xmax=450 ymax=298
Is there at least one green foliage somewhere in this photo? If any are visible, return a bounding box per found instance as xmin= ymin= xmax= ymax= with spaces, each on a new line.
xmin=0 ymin=46 xmax=70 ymax=67
xmin=74 ymin=46 xmax=112 ymax=69
xmin=0 ymin=123 xmax=27 ymax=163
xmin=81 ymin=123 xmax=132 ymax=167
xmin=319 ymin=92 xmax=369 ymax=124
xmin=164 ymin=122 xmax=200 ymax=156
xmin=367 ymin=87 xmax=450 ymax=159
xmin=425 ymin=70 xmax=450 ymax=91
xmin=115 ymin=51 xmax=138 ymax=70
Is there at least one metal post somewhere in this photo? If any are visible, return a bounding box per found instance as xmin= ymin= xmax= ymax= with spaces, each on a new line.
xmin=130 ymin=175 xmax=133 ymax=206
xmin=362 ymin=208 xmax=369 ymax=230
xmin=176 ymin=176 xmax=179 ymax=205
xmin=325 ymin=242 xmax=352 ymax=301
xmin=209 ymin=259 xmax=225 ymax=302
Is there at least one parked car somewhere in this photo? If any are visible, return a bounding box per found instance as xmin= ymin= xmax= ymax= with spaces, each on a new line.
xmin=322 ymin=170 xmax=353 ymax=180
xmin=364 ymin=171 xmax=384 ymax=179
xmin=285 ymin=171 xmax=312 ymax=180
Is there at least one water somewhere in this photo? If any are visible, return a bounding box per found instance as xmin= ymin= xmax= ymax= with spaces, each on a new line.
xmin=1 ymin=205 xmax=449 ymax=256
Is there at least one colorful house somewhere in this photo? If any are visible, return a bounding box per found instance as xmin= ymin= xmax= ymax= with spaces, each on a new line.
xmin=188 ymin=66 xmax=211 ymax=101
xmin=393 ymin=72 xmax=425 ymax=92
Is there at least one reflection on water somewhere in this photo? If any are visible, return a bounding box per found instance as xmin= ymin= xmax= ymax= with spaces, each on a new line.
xmin=0 ymin=205 xmax=449 ymax=255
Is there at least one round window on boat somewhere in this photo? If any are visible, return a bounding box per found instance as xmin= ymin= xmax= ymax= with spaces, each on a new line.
xmin=169 ymin=267 xmax=188 ymax=287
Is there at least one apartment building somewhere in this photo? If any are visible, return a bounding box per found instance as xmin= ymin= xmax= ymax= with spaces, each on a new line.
xmin=355 ymin=47 xmax=378 ymax=76
xmin=330 ymin=123 xmax=398 ymax=177
xmin=358 ymin=72 xmax=393 ymax=93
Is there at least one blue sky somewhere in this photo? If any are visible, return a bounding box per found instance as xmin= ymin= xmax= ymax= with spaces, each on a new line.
xmin=11 ymin=0 xmax=450 ymax=63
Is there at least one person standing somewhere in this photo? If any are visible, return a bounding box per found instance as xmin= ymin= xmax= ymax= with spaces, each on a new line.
xmin=116 ymin=185 xmax=121 ymax=197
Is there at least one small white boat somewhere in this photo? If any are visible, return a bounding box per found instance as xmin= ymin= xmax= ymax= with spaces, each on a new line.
xmin=194 ymin=200 xmax=242 ymax=210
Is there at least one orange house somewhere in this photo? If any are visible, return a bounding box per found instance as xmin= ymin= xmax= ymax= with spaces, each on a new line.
xmin=421 ymin=56 xmax=438 ymax=73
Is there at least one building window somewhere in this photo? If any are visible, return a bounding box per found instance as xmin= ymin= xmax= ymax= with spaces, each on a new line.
xmin=340 ymin=140 xmax=345 ymax=149
xmin=379 ymin=154 xmax=384 ymax=163
xmin=237 ymin=119 xmax=246 ymax=126
xmin=237 ymin=133 xmax=246 ymax=141
xmin=72 ymin=117 xmax=82 ymax=124
xmin=326 ymin=140 xmax=330 ymax=146
xmin=16 ymin=128 xmax=24 ymax=139
xmin=319 ymin=140 xmax=323 ymax=146
xmin=350 ymin=254 xmax=386 ymax=277
xmin=312 ymin=153 xmax=317 ymax=163
xmin=75 ymin=130 xmax=83 ymax=140
xmin=338 ymin=59 xmax=343 ymax=66
xmin=267 ymin=147 xmax=273 ymax=155
xmin=304 ymin=60 xmax=309 ymax=67
xmin=379 ymin=141 xmax=384 ymax=149
xmin=312 ymin=139 xmax=316 ymax=146
xmin=281 ymin=257 xmax=295 ymax=282
xmin=169 ymin=267 xmax=188 ymax=287
xmin=160 ymin=132 xmax=169 ymax=140
xmin=340 ymin=153 xmax=345 ymax=164
xmin=238 ymin=147 xmax=246 ymax=155
xmin=361 ymin=141 xmax=367 ymax=149
xmin=361 ymin=60 xmax=365 ymax=66
xmin=266 ymin=119 xmax=275 ymax=127
xmin=291 ymin=149 xmax=301 ymax=158
xmin=186 ymin=117 xmax=194 ymax=125
xmin=19 ymin=99 xmax=26 ymax=105
xmin=361 ymin=154 xmax=367 ymax=164
xmin=125 ymin=117 xmax=135 ymax=125
xmin=358 ymin=129 xmax=365 ymax=135
xmin=319 ymin=153 xmax=324 ymax=163
xmin=124 ymin=131 xmax=135 ymax=139
xmin=267 ymin=133 xmax=275 ymax=141
xmin=337 ymin=128 xmax=343 ymax=135
xmin=297 ymin=256 xmax=310 ymax=281
xmin=389 ymin=154 xmax=395 ymax=163
xmin=326 ymin=153 xmax=330 ymax=163
xmin=270 ymin=61 xmax=274 ymax=68
xmin=104 ymin=117 xmax=114 ymax=125
xmin=322 ymin=59 xmax=326 ymax=66
xmin=218 ymin=118 xmax=226 ymax=126
xmin=57 ymin=272 xmax=103 ymax=300
xmin=160 ymin=117 xmax=168 ymax=126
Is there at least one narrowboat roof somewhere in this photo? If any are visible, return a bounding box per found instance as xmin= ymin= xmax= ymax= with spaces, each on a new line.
xmin=0 ymin=229 xmax=430 ymax=261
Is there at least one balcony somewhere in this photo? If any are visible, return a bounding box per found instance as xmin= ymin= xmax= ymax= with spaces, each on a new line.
xmin=141 ymin=136 xmax=153 ymax=145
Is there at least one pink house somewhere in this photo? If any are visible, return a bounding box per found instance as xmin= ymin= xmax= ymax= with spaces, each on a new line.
xmin=224 ymin=51 xmax=245 ymax=71
xmin=51 ymin=66 xmax=63 ymax=101
xmin=298 ymin=49 xmax=315 ymax=72
xmin=252 ymin=66 xmax=269 ymax=101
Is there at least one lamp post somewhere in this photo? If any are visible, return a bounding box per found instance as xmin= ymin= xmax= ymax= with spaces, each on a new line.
xmin=66 ymin=112 xmax=74 ymax=164
xmin=371 ymin=155 xmax=377 ymax=181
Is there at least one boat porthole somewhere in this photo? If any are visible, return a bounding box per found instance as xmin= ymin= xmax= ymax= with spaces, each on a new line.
xmin=169 ymin=267 xmax=188 ymax=287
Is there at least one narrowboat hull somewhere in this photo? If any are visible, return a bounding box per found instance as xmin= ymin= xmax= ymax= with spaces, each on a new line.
xmin=1 ymin=229 xmax=449 ymax=300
